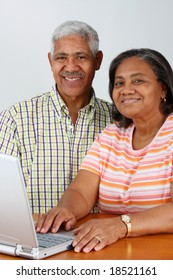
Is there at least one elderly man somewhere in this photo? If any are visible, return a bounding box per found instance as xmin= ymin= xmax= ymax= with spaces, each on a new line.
xmin=0 ymin=20 xmax=113 ymax=213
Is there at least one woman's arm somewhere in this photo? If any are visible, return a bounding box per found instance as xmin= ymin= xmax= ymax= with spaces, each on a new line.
xmin=70 ymin=201 xmax=173 ymax=253
xmin=36 ymin=170 xmax=100 ymax=233
xmin=127 ymin=202 xmax=173 ymax=237
xmin=127 ymin=181 xmax=173 ymax=236
xmin=67 ymin=182 xmax=173 ymax=253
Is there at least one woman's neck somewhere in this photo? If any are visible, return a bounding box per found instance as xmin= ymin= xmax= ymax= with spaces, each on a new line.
xmin=132 ymin=114 xmax=167 ymax=150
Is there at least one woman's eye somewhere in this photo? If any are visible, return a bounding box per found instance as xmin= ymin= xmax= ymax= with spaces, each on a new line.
xmin=134 ymin=79 xmax=143 ymax=84
xmin=114 ymin=81 xmax=123 ymax=87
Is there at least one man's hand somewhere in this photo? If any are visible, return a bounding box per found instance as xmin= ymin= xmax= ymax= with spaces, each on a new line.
xmin=35 ymin=207 xmax=76 ymax=233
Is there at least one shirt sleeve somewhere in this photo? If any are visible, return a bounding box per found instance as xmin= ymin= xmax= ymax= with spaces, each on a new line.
xmin=79 ymin=134 xmax=101 ymax=176
xmin=0 ymin=109 xmax=20 ymax=157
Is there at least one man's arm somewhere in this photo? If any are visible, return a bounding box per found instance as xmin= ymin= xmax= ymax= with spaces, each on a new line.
xmin=0 ymin=110 xmax=20 ymax=156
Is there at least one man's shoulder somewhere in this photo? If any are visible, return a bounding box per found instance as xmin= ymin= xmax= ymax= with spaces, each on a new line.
xmin=4 ymin=92 xmax=51 ymax=115
xmin=94 ymin=98 xmax=113 ymax=118
xmin=17 ymin=92 xmax=51 ymax=106
xmin=95 ymin=97 xmax=112 ymax=108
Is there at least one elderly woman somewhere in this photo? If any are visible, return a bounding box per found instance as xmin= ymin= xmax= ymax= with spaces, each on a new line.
xmin=36 ymin=48 xmax=173 ymax=253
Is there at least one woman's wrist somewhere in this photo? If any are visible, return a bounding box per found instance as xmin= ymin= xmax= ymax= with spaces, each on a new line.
xmin=116 ymin=216 xmax=128 ymax=238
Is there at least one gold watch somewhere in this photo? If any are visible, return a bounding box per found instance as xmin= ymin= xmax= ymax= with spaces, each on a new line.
xmin=121 ymin=214 xmax=131 ymax=237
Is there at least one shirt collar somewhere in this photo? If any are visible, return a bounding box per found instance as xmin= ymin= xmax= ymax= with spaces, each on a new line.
xmin=50 ymin=85 xmax=96 ymax=117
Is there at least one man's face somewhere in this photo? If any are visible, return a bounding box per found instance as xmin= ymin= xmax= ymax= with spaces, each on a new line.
xmin=48 ymin=35 xmax=103 ymax=101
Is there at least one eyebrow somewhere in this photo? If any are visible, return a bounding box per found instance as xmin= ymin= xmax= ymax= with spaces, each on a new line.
xmin=54 ymin=51 xmax=88 ymax=56
xmin=54 ymin=52 xmax=67 ymax=56
xmin=114 ymin=73 xmax=146 ymax=79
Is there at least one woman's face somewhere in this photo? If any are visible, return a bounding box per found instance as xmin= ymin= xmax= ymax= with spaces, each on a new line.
xmin=112 ymin=56 xmax=166 ymax=121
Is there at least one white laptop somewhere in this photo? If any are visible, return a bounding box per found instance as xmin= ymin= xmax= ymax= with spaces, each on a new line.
xmin=0 ymin=153 xmax=74 ymax=259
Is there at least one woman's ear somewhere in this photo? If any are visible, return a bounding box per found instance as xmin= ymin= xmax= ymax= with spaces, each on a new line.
xmin=161 ymin=83 xmax=167 ymax=99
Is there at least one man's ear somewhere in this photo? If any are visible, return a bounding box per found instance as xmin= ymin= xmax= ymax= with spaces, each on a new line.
xmin=48 ymin=52 xmax=53 ymax=68
xmin=95 ymin=50 xmax=103 ymax=71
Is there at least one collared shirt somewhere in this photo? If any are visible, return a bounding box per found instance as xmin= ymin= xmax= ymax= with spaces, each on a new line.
xmin=0 ymin=86 xmax=113 ymax=213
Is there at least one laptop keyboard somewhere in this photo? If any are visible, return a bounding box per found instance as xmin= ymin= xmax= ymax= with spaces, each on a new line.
xmin=37 ymin=233 xmax=72 ymax=248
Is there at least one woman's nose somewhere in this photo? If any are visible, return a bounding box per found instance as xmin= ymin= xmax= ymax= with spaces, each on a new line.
xmin=120 ymin=83 xmax=136 ymax=95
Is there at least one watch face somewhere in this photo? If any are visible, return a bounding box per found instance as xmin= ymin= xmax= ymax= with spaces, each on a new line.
xmin=122 ymin=215 xmax=130 ymax=223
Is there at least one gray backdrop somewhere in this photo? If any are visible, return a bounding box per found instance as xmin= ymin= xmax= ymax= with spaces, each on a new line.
xmin=0 ymin=0 xmax=172 ymax=111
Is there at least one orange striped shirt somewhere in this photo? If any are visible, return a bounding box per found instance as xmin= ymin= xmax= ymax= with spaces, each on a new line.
xmin=80 ymin=114 xmax=173 ymax=214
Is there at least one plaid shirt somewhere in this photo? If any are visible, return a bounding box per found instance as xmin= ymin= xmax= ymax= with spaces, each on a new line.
xmin=0 ymin=86 xmax=113 ymax=213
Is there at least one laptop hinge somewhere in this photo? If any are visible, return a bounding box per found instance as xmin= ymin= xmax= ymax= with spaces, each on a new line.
xmin=16 ymin=244 xmax=39 ymax=259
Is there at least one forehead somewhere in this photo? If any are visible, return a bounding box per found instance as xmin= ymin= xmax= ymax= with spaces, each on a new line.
xmin=53 ymin=35 xmax=92 ymax=54
xmin=115 ymin=56 xmax=155 ymax=77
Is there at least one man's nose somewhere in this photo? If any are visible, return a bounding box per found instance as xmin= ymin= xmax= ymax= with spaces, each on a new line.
xmin=65 ymin=56 xmax=79 ymax=71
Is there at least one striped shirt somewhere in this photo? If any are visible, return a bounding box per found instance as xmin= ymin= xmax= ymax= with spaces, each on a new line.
xmin=0 ymin=86 xmax=113 ymax=213
xmin=80 ymin=114 xmax=173 ymax=214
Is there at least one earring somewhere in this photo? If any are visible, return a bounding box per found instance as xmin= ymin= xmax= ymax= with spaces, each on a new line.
xmin=162 ymin=97 xmax=166 ymax=102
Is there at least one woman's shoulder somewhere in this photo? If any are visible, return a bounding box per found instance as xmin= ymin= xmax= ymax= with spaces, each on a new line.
xmin=167 ymin=113 xmax=173 ymax=121
xmin=99 ymin=123 xmax=132 ymax=141
xmin=102 ymin=122 xmax=132 ymax=133
xmin=162 ymin=113 xmax=173 ymax=130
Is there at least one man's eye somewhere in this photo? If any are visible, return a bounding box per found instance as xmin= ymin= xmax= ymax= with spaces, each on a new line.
xmin=55 ymin=56 xmax=67 ymax=62
xmin=76 ymin=55 xmax=86 ymax=60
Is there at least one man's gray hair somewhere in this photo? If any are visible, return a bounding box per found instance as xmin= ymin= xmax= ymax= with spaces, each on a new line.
xmin=50 ymin=20 xmax=99 ymax=56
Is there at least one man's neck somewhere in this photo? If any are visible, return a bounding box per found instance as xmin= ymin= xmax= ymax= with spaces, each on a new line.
xmin=58 ymin=90 xmax=93 ymax=124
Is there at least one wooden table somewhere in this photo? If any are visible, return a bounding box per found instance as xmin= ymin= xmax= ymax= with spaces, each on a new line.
xmin=1 ymin=213 xmax=173 ymax=260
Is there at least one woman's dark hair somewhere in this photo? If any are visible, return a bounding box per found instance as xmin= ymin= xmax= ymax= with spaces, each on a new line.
xmin=109 ymin=48 xmax=173 ymax=128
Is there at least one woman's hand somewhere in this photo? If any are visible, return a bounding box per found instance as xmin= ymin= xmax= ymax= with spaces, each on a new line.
xmin=72 ymin=217 xmax=127 ymax=253
xmin=35 ymin=207 xmax=76 ymax=233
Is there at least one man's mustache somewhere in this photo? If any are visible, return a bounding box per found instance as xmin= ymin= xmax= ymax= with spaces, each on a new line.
xmin=61 ymin=71 xmax=85 ymax=78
